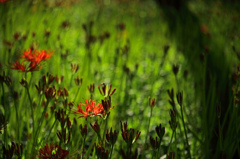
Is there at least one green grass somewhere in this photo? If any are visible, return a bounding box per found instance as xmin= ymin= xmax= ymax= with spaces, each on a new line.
xmin=0 ymin=0 xmax=240 ymax=158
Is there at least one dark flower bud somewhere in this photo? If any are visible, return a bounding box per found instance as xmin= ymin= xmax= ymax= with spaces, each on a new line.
xmin=44 ymin=30 xmax=51 ymax=38
xmin=176 ymin=91 xmax=183 ymax=106
xmin=167 ymin=88 xmax=174 ymax=100
xmin=68 ymin=102 xmax=74 ymax=110
xmin=71 ymin=63 xmax=79 ymax=74
xmin=22 ymin=34 xmax=27 ymax=41
xmin=82 ymin=24 xmax=87 ymax=32
xmin=20 ymin=78 xmax=28 ymax=87
xmin=164 ymin=45 xmax=170 ymax=55
xmin=57 ymin=87 xmax=64 ymax=97
xmin=44 ymin=86 xmax=56 ymax=100
xmin=102 ymin=98 xmax=111 ymax=114
xmin=2 ymin=142 xmax=15 ymax=159
xmin=150 ymin=136 xmax=160 ymax=149
xmin=32 ymin=32 xmax=36 ymax=38
xmin=98 ymin=83 xmax=116 ymax=97
xmin=117 ymin=23 xmax=126 ymax=31
xmin=120 ymin=121 xmax=141 ymax=145
xmin=155 ymin=124 xmax=165 ymax=140
xmin=95 ymin=143 xmax=108 ymax=159
xmin=64 ymin=88 xmax=68 ymax=97
xmin=61 ymin=20 xmax=70 ymax=29
xmin=106 ymin=128 xmax=118 ymax=145
xmin=90 ymin=121 xmax=100 ymax=134
xmin=149 ymin=97 xmax=156 ymax=107
xmin=75 ymin=76 xmax=83 ymax=86
xmin=38 ymin=143 xmax=69 ymax=159
xmin=14 ymin=32 xmax=21 ymax=41
xmin=88 ymin=83 xmax=95 ymax=94
xmin=80 ymin=124 xmax=88 ymax=138
xmin=46 ymin=72 xmax=55 ymax=85
xmin=172 ymin=64 xmax=179 ymax=75
xmin=66 ymin=116 xmax=71 ymax=128
xmin=35 ymin=81 xmax=45 ymax=95
xmin=120 ymin=148 xmax=138 ymax=159
xmin=55 ymin=75 xmax=64 ymax=85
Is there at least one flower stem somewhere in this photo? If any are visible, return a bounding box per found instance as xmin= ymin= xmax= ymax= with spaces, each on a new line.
xmin=26 ymin=86 xmax=35 ymax=136
xmin=35 ymin=100 xmax=50 ymax=139
xmin=59 ymin=126 xmax=65 ymax=146
xmin=145 ymin=106 xmax=153 ymax=147
xmin=109 ymin=144 xmax=114 ymax=159
xmin=102 ymin=114 xmax=109 ymax=146
xmin=73 ymin=87 xmax=81 ymax=103
xmin=45 ymin=119 xmax=57 ymax=141
xmin=180 ymin=105 xmax=192 ymax=159
xmin=1 ymin=82 xmax=8 ymax=147
xmin=31 ymin=100 xmax=50 ymax=156
xmin=13 ymin=95 xmax=20 ymax=143
xmin=167 ymin=130 xmax=175 ymax=154
xmin=156 ymin=139 xmax=162 ymax=159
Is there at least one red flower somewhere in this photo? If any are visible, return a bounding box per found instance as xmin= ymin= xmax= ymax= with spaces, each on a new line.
xmin=73 ymin=99 xmax=105 ymax=118
xmin=38 ymin=143 xmax=69 ymax=159
xmin=11 ymin=49 xmax=52 ymax=72
xmin=22 ymin=49 xmax=52 ymax=63
xmin=11 ymin=61 xmax=26 ymax=72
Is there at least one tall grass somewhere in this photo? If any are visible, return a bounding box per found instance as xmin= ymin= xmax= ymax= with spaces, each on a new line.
xmin=0 ymin=0 xmax=239 ymax=158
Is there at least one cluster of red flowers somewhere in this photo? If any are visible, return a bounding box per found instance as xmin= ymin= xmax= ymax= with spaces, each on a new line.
xmin=11 ymin=49 xmax=52 ymax=72
xmin=38 ymin=143 xmax=69 ymax=159
xmin=73 ymin=99 xmax=105 ymax=118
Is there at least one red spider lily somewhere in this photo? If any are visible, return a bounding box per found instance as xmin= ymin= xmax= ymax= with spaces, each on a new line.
xmin=73 ymin=99 xmax=105 ymax=118
xmin=22 ymin=49 xmax=52 ymax=62
xmin=11 ymin=61 xmax=26 ymax=72
xmin=11 ymin=49 xmax=52 ymax=72
xmin=38 ymin=143 xmax=69 ymax=159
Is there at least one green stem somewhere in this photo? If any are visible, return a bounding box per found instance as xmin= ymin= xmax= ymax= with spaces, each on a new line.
xmin=102 ymin=115 xmax=109 ymax=146
xmin=45 ymin=119 xmax=57 ymax=141
xmin=59 ymin=126 xmax=65 ymax=146
xmin=26 ymin=86 xmax=35 ymax=136
xmin=13 ymin=95 xmax=19 ymax=143
xmin=218 ymin=116 xmax=222 ymax=151
xmin=1 ymin=82 xmax=8 ymax=147
xmin=73 ymin=86 xmax=81 ymax=103
xmin=145 ymin=106 xmax=153 ymax=146
xmin=174 ymin=75 xmax=179 ymax=92
xmin=35 ymin=100 xmax=50 ymax=138
xmin=82 ymin=137 xmax=86 ymax=150
xmin=180 ymin=105 xmax=192 ymax=159
xmin=156 ymin=139 xmax=162 ymax=159
xmin=109 ymin=144 xmax=114 ymax=159
xmin=31 ymin=100 xmax=50 ymax=156
xmin=167 ymin=130 xmax=175 ymax=154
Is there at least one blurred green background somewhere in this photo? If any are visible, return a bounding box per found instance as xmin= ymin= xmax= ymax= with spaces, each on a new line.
xmin=0 ymin=0 xmax=240 ymax=158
